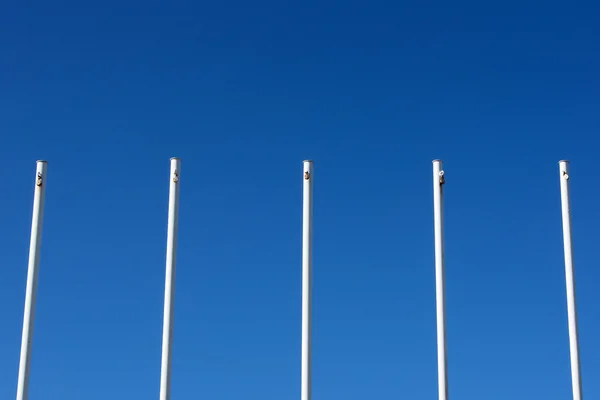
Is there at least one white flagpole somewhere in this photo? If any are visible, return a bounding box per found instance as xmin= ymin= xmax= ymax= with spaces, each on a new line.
xmin=558 ymin=160 xmax=583 ymax=400
xmin=301 ymin=160 xmax=314 ymax=400
xmin=432 ymin=159 xmax=448 ymax=400
xmin=16 ymin=160 xmax=49 ymax=400
xmin=160 ymin=158 xmax=181 ymax=400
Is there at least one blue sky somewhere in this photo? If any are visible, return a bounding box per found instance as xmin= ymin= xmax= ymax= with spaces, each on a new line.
xmin=1 ymin=1 xmax=599 ymax=399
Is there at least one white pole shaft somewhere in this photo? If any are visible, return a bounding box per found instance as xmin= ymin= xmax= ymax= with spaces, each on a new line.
xmin=301 ymin=160 xmax=313 ymax=400
xmin=559 ymin=160 xmax=583 ymax=400
xmin=432 ymin=159 xmax=448 ymax=400
xmin=16 ymin=160 xmax=48 ymax=400
xmin=160 ymin=158 xmax=181 ymax=400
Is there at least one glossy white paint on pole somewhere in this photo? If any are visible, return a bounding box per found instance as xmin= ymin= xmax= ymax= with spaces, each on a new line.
xmin=559 ymin=160 xmax=583 ymax=400
xmin=432 ymin=159 xmax=448 ymax=400
xmin=16 ymin=161 xmax=48 ymax=400
xmin=160 ymin=158 xmax=181 ymax=400
xmin=301 ymin=160 xmax=313 ymax=400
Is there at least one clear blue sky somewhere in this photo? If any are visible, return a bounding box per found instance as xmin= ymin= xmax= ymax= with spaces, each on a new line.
xmin=1 ymin=1 xmax=599 ymax=399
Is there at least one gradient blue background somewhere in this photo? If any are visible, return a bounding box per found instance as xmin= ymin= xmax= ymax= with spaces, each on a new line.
xmin=1 ymin=1 xmax=599 ymax=399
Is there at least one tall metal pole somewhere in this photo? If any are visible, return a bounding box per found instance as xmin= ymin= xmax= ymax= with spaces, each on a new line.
xmin=432 ymin=159 xmax=448 ymax=400
xmin=558 ymin=160 xmax=583 ymax=400
xmin=159 ymin=158 xmax=181 ymax=400
xmin=301 ymin=160 xmax=314 ymax=400
xmin=16 ymin=160 xmax=48 ymax=400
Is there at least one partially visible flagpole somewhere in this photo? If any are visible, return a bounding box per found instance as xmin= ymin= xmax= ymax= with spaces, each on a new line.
xmin=301 ymin=160 xmax=314 ymax=400
xmin=432 ymin=159 xmax=448 ymax=400
xmin=160 ymin=158 xmax=181 ymax=400
xmin=558 ymin=160 xmax=583 ymax=400
xmin=16 ymin=160 xmax=49 ymax=400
